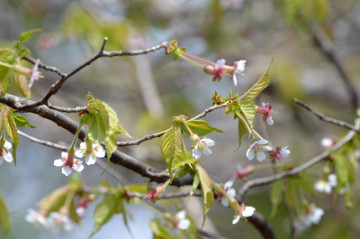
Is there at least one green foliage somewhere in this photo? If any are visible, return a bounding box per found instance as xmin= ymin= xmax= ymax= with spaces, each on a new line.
xmin=160 ymin=126 xmax=187 ymax=180
xmin=0 ymin=194 xmax=11 ymax=236
xmin=0 ymin=106 xmax=19 ymax=165
xmin=175 ymin=119 xmax=223 ymax=136
xmin=240 ymin=68 xmax=271 ymax=101
xmin=0 ymin=50 xmax=14 ymax=97
xmin=86 ymin=93 xmax=131 ymax=164
xmin=284 ymin=0 xmax=330 ymax=24
xmin=90 ymin=193 xmax=124 ymax=238
xmin=14 ymin=29 xmax=41 ymax=58
xmin=150 ymin=219 xmax=176 ymax=239
xmin=196 ymin=165 xmax=214 ymax=226
xmin=284 ymin=178 xmax=301 ymax=215
xmin=270 ymin=179 xmax=283 ymax=217
xmin=10 ymin=112 xmax=35 ymax=128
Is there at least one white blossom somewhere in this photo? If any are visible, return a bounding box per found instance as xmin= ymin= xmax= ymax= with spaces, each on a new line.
xmin=297 ymin=205 xmax=324 ymax=232
xmin=46 ymin=212 xmax=74 ymax=232
xmin=54 ymin=152 xmax=84 ymax=176
xmin=75 ymin=142 xmax=105 ymax=165
xmin=25 ymin=209 xmax=47 ymax=228
xmin=232 ymin=205 xmax=255 ymax=224
xmin=232 ymin=60 xmax=246 ymax=86
xmin=0 ymin=140 xmax=13 ymax=164
xmin=192 ymin=138 xmax=215 ymax=160
xmin=175 ymin=210 xmax=190 ymax=230
xmin=314 ymin=174 xmax=337 ymax=194
xmin=246 ymin=139 xmax=272 ymax=162
xmin=220 ymin=181 xmax=236 ymax=207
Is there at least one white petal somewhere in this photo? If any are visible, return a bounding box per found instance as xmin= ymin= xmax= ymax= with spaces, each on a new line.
xmin=61 ymin=152 xmax=68 ymax=159
xmin=4 ymin=141 xmax=12 ymax=150
xmin=3 ymin=152 xmax=13 ymax=162
xmin=232 ymin=75 xmax=238 ymax=86
xmin=235 ymin=60 xmax=246 ymax=73
xmin=202 ymin=147 xmax=213 ymax=155
xmin=176 ymin=210 xmax=186 ymax=220
xmin=178 ymin=218 xmax=190 ymax=230
xmin=221 ymin=197 xmax=229 ymax=207
xmin=79 ymin=142 xmax=86 ymax=150
xmin=224 ymin=181 xmax=234 ymax=189
xmin=215 ymin=59 xmax=226 ymax=70
xmin=257 ymin=139 xmax=269 ymax=145
xmin=94 ymin=146 xmax=106 ymax=158
xmin=328 ymin=174 xmax=337 ymax=188
xmin=192 ymin=148 xmax=201 ymax=159
xmin=85 ymin=155 xmax=96 ymax=165
xmin=203 ymin=138 xmax=215 ymax=147
xmin=227 ymin=188 xmax=236 ymax=198
xmin=74 ymin=163 xmax=84 ymax=173
xmin=262 ymin=145 xmax=273 ymax=151
xmin=246 ymin=149 xmax=255 ymax=160
xmin=62 ymin=166 xmax=72 ymax=176
xmin=256 ymin=150 xmax=266 ymax=162
xmin=280 ymin=146 xmax=290 ymax=158
xmin=242 ymin=206 xmax=255 ymax=217
xmin=232 ymin=215 xmax=241 ymax=224
xmin=54 ymin=159 xmax=64 ymax=167
xmin=266 ymin=116 xmax=274 ymax=126
xmin=74 ymin=150 xmax=84 ymax=158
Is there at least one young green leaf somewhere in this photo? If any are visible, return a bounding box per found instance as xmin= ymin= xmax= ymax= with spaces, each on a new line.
xmin=4 ymin=111 xmax=19 ymax=165
xmin=237 ymin=118 xmax=248 ymax=148
xmin=179 ymin=119 xmax=223 ymax=136
xmin=0 ymin=194 xmax=11 ymax=236
xmin=240 ymin=67 xmax=271 ymax=101
xmin=189 ymin=172 xmax=200 ymax=198
xmin=39 ymin=187 xmax=70 ymax=214
xmin=284 ymin=179 xmax=300 ymax=215
xmin=239 ymin=101 xmax=256 ymax=129
xmin=14 ymin=29 xmax=42 ymax=57
xmin=196 ymin=165 xmax=214 ymax=226
xmin=270 ymin=179 xmax=283 ymax=217
xmin=171 ymin=150 xmax=196 ymax=170
xmin=90 ymin=194 xmax=121 ymax=238
xmin=294 ymin=176 xmax=315 ymax=196
xmin=149 ymin=219 xmax=174 ymax=239
xmin=10 ymin=113 xmax=35 ymax=128
xmin=160 ymin=126 xmax=185 ymax=180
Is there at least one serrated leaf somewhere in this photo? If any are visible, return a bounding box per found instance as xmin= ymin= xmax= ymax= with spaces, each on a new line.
xmin=270 ymin=179 xmax=283 ymax=217
xmin=333 ymin=157 xmax=349 ymax=187
xmin=294 ymin=176 xmax=315 ymax=196
xmin=240 ymin=69 xmax=270 ymax=101
xmin=39 ymin=187 xmax=70 ymax=214
xmin=196 ymin=165 xmax=214 ymax=226
xmin=171 ymin=150 xmax=196 ymax=170
xmin=86 ymin=93 xmax=131 ymax=163
xmin=14 ymin=29 xmax=42 ymax=57
xmin=90 ymin=194 xmax=121 ymax=238
xmin=180 ymin=120 xmax=223 ymax=136
xmin=237 ymin=118 xmax=248 ymax=148
xmin=189 ymin=172 xmax=200 ymax=198
xmin=160 ymin=126 xmax=185 ymax=180
xmin=239 ymin=101 xmax=256 ymax=129
xmin=69 ymin=200 xmax=81 ymax=224
xmin=10 ymin=113 xmax=35 ymax=128
xmin=4 ymin=111 xmax=19 ymax=166
xmin=0 ymin=194 xmax=11 ymax=236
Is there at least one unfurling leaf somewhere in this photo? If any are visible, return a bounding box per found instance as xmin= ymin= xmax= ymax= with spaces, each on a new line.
xmin=237 ymin=118 xmax=248 ymax=148
xmin=14 ymin=74 xmax=30 ymax=98
xmin=196 ymin=165 xmax=214 ymax=226
xmin=10 ymin=113 xmax=35 ymax=128
xmin=14 ymin=29 xmax=42 ymax=58
xmin=240 ymin=66 xmax=271 ymax=101
xmin=270 ymin=179 xmax=283 ymax=217
xmin=0 ymin=194 xmax=11 ymax=236
xmin=160 ymin=126 xmax=186 ymax=180
xmin=86 ymin=93 xmax=131 ymax=165
xmin=90 ymin=194 xmax=122 ymax=238
xmin=4 ymin=109 xmax=19 ymax=165
xmin=179 ymin=119 xmax=223 ymax=136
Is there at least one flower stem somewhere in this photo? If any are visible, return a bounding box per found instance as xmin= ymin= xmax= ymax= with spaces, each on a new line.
xmin=180 ymin=51 xmax=215 ymax=65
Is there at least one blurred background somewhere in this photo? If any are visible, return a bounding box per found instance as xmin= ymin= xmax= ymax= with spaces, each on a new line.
xmin=0 ymin=0 xmax=360 ymax=238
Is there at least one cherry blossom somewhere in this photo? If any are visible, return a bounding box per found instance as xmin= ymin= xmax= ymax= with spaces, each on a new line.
xmin=232 ymin=205 xmax=256 ymax=224
xmin=0 ymin=140 xmax=13 ymax=164
xmin=46 ymin=212 xmax=74 ymax=232
xmin=321 ymin=138 xmax=336 ymax=148
xmin=256 ymin=103 xmax=274 ymax=126
xmin=314 ymin=174 xmax=337 ymax=194
xmin=270 ymin=146 xmax=291 ymax=161
xmin=54 ymin=152 xmax=84 ymax=176
xmin=174 ymin=210 xmax=190 ymax=230
xmin=75 ymin=142 xmax=105 ymax=165
xmin=25 ymin=209 xmax=47 ymax=228
xmin=219 ymin=181 xmax=236 ymax=207
xmin=246 ymin=139 xmax=272 ymax=162
xmin=192 ymin=138 xmax=215 ymax=160
xmin=213 ymin=59 xmax=226 ymax=81
xmin=232 ymin=60 xmax=246 ymax=86
xmin=296 ymin=205 xmax=324 ymax=232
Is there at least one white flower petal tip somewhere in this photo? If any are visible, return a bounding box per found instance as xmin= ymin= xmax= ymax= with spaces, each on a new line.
xmin=175 ymin=210 xmax=190 ymax=230
xmin=192 ymin=137 xmax=215 ymax=159
xmin=246 ymin=140 xmax=272 ymax=162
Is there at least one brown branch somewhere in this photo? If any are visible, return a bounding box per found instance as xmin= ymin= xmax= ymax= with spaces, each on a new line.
xmin=247 ymin=212 xmax=276 ymax=239
xmin=310 ymin=25 xmax=359 ymax=109
xmin=238 ymin=119 xmax=358 ymax=200
xmin=18 ymin=39 xmax=169 ymax=110
xmin=23 ymin=56 xmax=67 ymax=77
xmin=293 ymin=98 xmax=360 ymax=133
xmin=48 ymin=104 xmax=87 ymax=113
xmin=117 ymin=102 xmax=228 ymax=146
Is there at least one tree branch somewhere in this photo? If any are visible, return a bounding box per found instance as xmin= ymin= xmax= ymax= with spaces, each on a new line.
xmin=293 ymin=98 xmax=360 ymax=133
xmin=238 ymin=119 xmax=359 ymax=200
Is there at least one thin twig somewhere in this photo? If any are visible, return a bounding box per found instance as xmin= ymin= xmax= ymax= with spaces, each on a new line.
xmin=117 ymin=102 xmax=228 ymax=146
xmin=293 ymin=98 xmax=360 ymax=133
xmin=238 ymin=119 xmax=359 ymax=200
xmin=23 ymin=57 xmax=66 ymax=77
xmin=18 ymin=39 xmax=169 ymax=110
xmin=18 ymin=130 xmax=68 ymax=151
xmin=310 ymin=25 xmax=359 ymax=109
xmin=48 ymin=104 xmax=87 ymax=113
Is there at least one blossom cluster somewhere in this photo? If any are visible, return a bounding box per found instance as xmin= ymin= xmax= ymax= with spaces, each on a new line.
xmin=54 ymin=142 xmax=105 ymax=176
xmin=25 ymin=209 xmax=74 ymax=232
